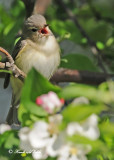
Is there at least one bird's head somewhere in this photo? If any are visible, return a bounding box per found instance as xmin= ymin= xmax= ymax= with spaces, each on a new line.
xmin=22 ymin=14 xmax=52 ymax=44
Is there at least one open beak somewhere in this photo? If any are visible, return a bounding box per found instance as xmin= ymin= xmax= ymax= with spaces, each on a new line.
xmin=39 ymin=24 xmax=52 ymax=36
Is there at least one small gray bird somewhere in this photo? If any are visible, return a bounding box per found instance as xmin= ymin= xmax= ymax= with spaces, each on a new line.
xmin=4 ymin=14 xmax=60 ymax=125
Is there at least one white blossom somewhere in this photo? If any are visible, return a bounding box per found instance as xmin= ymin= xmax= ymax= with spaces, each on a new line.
xmin=19 ymin=121 xmax=50 ymax=151
xmin=28 ymin=121 xmax=50 ymax=148
xmin=19 ymin=113 xmax=98 ymax=160
xmin=57 ymin=143 xmax=91 ymax=160
xmin=0 ymin=124 xmax=11 ymax=134
xmin=19 ymin=127 xmax=34 ymax=152
xmin=19 ymin=115 xmax=63 ymax=160
xmin=49 ymin=114 xmax=63 ymax=125
xmin=67 ymin=114 xmax=100 ymax=140
xmin=72 ymin=97 xmax=89 ymax=105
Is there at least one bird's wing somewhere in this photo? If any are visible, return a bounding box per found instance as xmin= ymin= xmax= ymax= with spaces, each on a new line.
xmin=12 ymin=38 xmax=27 ymax=60
xmin=4 ymin=38 xmax=27 ymax=88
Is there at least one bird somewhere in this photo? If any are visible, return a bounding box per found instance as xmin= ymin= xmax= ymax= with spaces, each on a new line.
xmin=4 ymin=14 xmax=60 ymax=125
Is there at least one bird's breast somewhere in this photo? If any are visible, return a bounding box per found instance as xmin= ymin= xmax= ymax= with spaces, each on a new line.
xmin=15 ymin=44 xmax=60 ymax=79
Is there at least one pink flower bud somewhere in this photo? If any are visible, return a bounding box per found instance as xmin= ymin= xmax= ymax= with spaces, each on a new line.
xmin=60 ymin=98 xmax=65 ymax=105
xmin=36 ymin=92 xmax=65 ymax=114
xmin=36 ymin=97 xmax=43 ymax=105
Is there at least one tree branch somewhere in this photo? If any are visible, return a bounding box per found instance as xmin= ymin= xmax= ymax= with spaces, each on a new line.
xmin=51 ymin=68 xmax=114 ymax=85
xmin=21 ymin=0 xmax=35 ymax=18
xmin=22 ymin=0 xmax=52 ymax=17
xmin=56 ymin=0 xmax=107 ymax=73
xmin=0 ymin=47 xmax=26 ymax=82
xmin=1 ymin=47 xmax=114 ymax=86
xmin=33 ymin=0 xmax=52 ymax=15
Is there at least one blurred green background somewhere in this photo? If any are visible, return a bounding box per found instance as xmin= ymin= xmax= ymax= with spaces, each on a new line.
xmin=0 ymin=0 xmax=114 ymax=72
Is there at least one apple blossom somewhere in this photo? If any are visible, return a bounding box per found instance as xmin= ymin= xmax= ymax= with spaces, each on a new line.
xmin=72 ymin=97 xmax=89 ymax=105
xmin=57 ymin=143 xmax=91 ymax=160
xmin=19 ymin=115 xmax=63 ymax=160
xmin=66 ymin=114 xmax=100 ymax=140
xmin=36 ymin=91 xmax=64 ymax=114
xmin=0 ymin=124 xmax=11 ymax=134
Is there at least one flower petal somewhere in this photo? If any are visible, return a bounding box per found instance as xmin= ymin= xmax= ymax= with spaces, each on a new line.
xmin=0 ymin=124 xmax=11 ymax=134
xmin=67 ymin=122 xmax=83 ymax=136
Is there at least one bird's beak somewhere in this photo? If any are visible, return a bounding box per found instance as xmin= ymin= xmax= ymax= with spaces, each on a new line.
xmin=39 ymin=24 xmax=52 ymax=36
xmin=44 ymin=24 xmax=49 ymax=28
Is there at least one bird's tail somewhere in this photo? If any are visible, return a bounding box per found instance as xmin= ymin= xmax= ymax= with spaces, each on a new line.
xmin=6 ymin=106 xmax=20 ymax=125
xmin=6 ymin=95 xmax=20 ymax=125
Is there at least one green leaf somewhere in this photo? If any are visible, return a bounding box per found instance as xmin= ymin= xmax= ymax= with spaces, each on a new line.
xmin=0 ymin=132 xmax=9 ymax=147
xmin=3 ymin=22 xmax=15 ymax=36
xmin=0 ymin=70 xmax=12 ymax=74
xmin=50 ymin=19 xmax=83 ymax=43
xmin=21 ymin=68 xmax=61 ymax=103
xmin=4 ymin=132 xmax=19 ymax=149
xmin=0 ymin=131 xmax=19 ymax=149
xmin=96 ymin=41 xmax=105 ymax=50
xmin=59 ymin=83 xmax=112 ymax=103
xmin=23 ymin=101 xmax=48 ymax=117
xmin=60 ymin=54 xmax=98 ymax=72
xmin=81 ymin=38 xmax=87 ymax=44
xmin=99 ymin=122 xmax=114 ymax=136
xmin=18 ymin=103 xmax=47 ymax=126
xmin=79 ymin=18 xmax=111 ymax=43
xmin=19 ymin=68 xmax=61 ymax=125
xmin=106 ymin=38 xmax=114 ymax=47
xmin=18 ymin=104 xmax=27 ymax=122
xmin=62 ymin=104 xmax=105 ymax=123
xmin=14 ymin=37 xmax=21 ymax=46
xmin=30 ymin=114 xmax=46 ymax=122
xmin=93 ymin=0 xmax=114 ymax=19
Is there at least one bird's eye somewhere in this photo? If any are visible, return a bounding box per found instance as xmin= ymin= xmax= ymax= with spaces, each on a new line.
xmin=31 ymin=28 xmax=37 ymax=32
